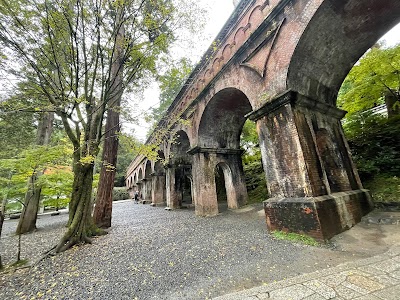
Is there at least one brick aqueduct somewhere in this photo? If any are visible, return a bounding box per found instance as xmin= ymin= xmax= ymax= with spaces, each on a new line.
xmin=126 ymin=0 xmax=400 ymax=240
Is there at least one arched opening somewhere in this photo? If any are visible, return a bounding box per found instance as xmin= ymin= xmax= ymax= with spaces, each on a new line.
xmin=143 ymin=160 xmax=152 ymax=202
xmin=152 ymin=151 xmax=166 ymax=206
xmin=168 ymin=130 xmax=193 ymax=208
xmin=215 ymin=165 xmax=228 ymax=212
xmin=287 ymin=2 xmax=400 ymax=196
xmin=268 ymin=0 xmax=400 ymax=239
xmin=198 ymin=88 xmax=253 ymax=149
xmin=288 ymin=0 xmax=400 ymax=105
xmin=196 ymin=88 xmax=255 ymax=215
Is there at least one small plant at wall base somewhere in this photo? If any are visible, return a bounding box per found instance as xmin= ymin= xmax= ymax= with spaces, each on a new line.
xmin=272 ymin=231 xmax=319 ymax=246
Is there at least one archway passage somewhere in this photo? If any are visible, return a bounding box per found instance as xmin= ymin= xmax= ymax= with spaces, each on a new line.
xmin=151 ymin=151 xmax=166 ymax=207
xmin=198 ymin=88 xmax=253 ymax=149
xmin=166 ymin=130 xmax=193 ymax=209
xmin=215 ymin=165 xmax=228 ymax=212
xmin=193 ymin=88 xmax=253 ymax=216
xmin=288 ymin=0 xmax=400 ymax=104
xmin=257 ymin=0 xmax=400 ymax=241
xmin=141 ymin=160 xmax=152 ymax=203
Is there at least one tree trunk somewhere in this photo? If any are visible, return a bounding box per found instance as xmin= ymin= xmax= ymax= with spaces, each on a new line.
xmin=0 ymin=210 xmax=4 ymax=269
xmin=385 ymin=91 xmax=400 ymax=118
xmin=16 ymin=112 xmax=54 ymax=235
xmin=56 ymin=163 xmax=96 ymax=252
xmin=15 ymin=173 xmax=42 ymax=234
xmin=93 ymin=110 xmax=119 ymax=228
xmin=93 ymin=11 xmax=125 ymax=228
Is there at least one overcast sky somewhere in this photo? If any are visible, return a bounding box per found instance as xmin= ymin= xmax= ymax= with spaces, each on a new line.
xmin=129 ymin=1 xmax=400 ymax=141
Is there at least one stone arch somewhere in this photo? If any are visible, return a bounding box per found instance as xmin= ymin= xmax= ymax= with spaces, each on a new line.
xmin=154 ymin=150 xmax=165 ymax=174
xmin=234 ymin=27 xmax=246 ymax=46
xmin=198 ymin=87 xmax=253 ymax=149
xmin=287 ymin=0 xmax=400 ymax=105
xmin=141 ymin=160 xmax=153 ymax=201
xmin=138 ymin=167 xmax=143 ymax=181
xmin=144 ymin=160 xmax=152 ymax=179
xmin=166 ymin=129 xmax=193 ymax=209
xmin=247 ymin=5 xmax=263 ymax=28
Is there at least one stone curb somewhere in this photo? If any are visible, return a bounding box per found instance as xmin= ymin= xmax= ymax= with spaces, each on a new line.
xmin=214 ymin=243 xmax=400 ymax=300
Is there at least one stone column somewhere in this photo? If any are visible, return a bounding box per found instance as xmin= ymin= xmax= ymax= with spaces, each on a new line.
xmin=143 ymin=178 xmax=152 ymax=202
xmin=151 ymin=173 xmax=166 ymax=206
xmin=224 ymin=153 xmax=248 ymax=209
xmin=191 ymin=150 xmax=218 ymax=216
xmin=165 ymin=167 xmax=180 ymax=209
xmin=249 ymin=91 xmax=373 ymax=240
xmin=189 ymin=147 xmax=249 ymax=216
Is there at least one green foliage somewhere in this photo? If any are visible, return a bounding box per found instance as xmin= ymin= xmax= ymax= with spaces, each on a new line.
xmin=112 ymin=187 xmax=129 ymax=201
xmin=0 ymin=98 xmax=36 ymax=159
xmin=149 ymin=58 xmax=193 ymax=127
xmin=41 ymin=166 xmax=73 ymax=209
xmin=243 ymin=161 xmax=268 ymax=204
xmin=241 ymin=120 xmax=261 ymax=164
xmin=239 ymin=119 xmax=267 ymax=203
xmin=114 ymin=133 xmax=141 ymax=187
xmin=364 ymin=175 xmax=400 ymax=203
xmin=338 ymin=44 xmax=400 ymax=115
xmin=344 ymin=114 xmax=400 ymax=180
xmin=0 ymin=141 xmax=72 ymax=210
xmin=272 ymin=231 xmax=319 ymax=246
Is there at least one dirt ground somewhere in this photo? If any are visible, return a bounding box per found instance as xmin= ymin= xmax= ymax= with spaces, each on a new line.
xmin=329 ymin=209 xmax=400 ymax=257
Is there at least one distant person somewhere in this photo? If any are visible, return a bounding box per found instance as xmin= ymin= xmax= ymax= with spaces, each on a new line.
xmin=134 ymin=191 xmax=139 ymax=204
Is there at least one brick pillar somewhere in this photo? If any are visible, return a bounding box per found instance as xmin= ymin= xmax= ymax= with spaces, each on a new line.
xmin=191 ymin=151 xmax=219 ymax=216
xmin=189 ymin=147 xmax=249 ymax=216
xmin=142 ymin=178 xmax=151 ymax=201
xmin=249 ymin=91 xmax=373 ymax=241
xmin=219 ymin=152 xmax=248 ymax=209
xmin=151 ymin=173 xmax=166 ymax=206
xmin=165 ymin=167 xmax=180 ymax=209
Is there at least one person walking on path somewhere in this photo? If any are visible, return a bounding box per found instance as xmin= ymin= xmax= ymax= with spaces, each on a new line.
xmin=134 ymin=190 xmax=139 ymax=204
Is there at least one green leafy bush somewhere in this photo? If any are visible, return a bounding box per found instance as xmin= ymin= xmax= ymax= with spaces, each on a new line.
xmin=364 ymin=175 xmax=400 ymax=203
xmin=243 ymin=160 xmax=268 ymax=204
xmin=344 ymin=114 xmax=400 ymax=180
xmin=112 ymin=187 xmax=130 ymax=201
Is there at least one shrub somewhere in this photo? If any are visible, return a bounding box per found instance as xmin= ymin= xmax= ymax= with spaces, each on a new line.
xmin=112 ymin=187 xmax=130 ymax=201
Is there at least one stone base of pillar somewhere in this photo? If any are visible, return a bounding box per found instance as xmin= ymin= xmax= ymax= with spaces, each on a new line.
xmin=195 ymin=204 xmax=218 ymax=217
xmin=139 ymin=200 xmax=151 ymax=204
xmin=150 ymin=202 xmax=166 ymax=207
xmin=264 ymin=189 xmax=373 ymax=241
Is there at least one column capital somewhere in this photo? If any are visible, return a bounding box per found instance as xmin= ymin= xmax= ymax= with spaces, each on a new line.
xmin=246 ymin=90 xmax=346 ymax=121
xmin=187 ymin=146 xmax=244 ymax=155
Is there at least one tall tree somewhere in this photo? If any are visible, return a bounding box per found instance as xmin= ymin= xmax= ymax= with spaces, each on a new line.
xmin=0 ymin=0 xmax=202 ymax=252
xmin=93 ymin=5 xmax=124 ymax=228
xmin=16 ymin=111 xmax=54 ymax=234
xmin=338 ymin=43 xmax=400 ymax=117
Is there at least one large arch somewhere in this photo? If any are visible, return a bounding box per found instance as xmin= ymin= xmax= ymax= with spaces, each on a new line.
xmin=192 ymin=87 xmax=251 ymax=216
xmin=151 ymin=150 xmax=167 ymax=206
xmin=198 ymin=88 xmax=253 ymax=149
xmin=287 ymin=0 xmax=400 ymax=103
xmin=141 ymin=160 xmax=152 ymax=202
xmin=256 ymin=0 xmax=400 ymax=240
xmin=166 ymin=130 xmax=193 ymax=209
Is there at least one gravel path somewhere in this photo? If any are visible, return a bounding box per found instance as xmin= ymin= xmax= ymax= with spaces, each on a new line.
xmin=1 ymin=201 xmax=358 ymax=299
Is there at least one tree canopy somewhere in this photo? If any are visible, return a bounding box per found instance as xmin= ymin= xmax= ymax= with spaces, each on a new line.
xmin=0 ymin=0 xmax=203 ymax=252
xmin=338 ymin=43 xmax=400 ymax=116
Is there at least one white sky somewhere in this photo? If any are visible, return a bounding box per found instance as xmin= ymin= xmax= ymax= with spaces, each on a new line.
xmin=129 ymin=1 xmax=400 ymax=142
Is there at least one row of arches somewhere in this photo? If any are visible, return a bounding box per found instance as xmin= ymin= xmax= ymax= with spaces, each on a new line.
xmin=126 ymin=0 xmax=400 ymax=240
